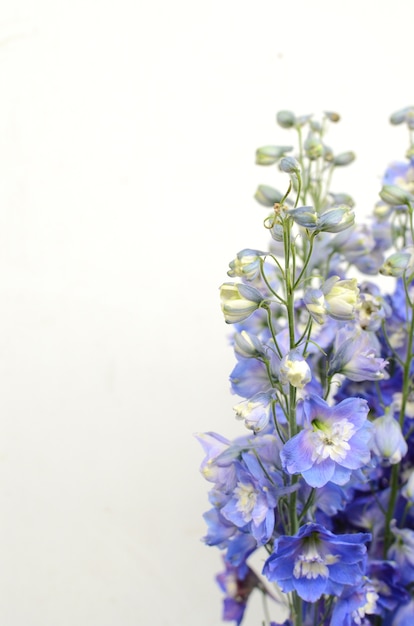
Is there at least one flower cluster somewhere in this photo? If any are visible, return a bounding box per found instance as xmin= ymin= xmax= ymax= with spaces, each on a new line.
xmin=197 ymin=107 xmax=414 ymax=626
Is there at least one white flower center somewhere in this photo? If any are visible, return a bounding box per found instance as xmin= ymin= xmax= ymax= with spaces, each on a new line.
xmin=310 ymin=419 xmax=355 ymax=463
xmin=353 ymin=589 xmax=379 ymax=624
xmin=234 ymin=482 xmax=257 ymax=521
xmin=293 ymin=536 xmax=339 ymax=580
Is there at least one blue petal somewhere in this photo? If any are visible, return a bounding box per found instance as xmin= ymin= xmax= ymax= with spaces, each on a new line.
xmin=280 ymin=431 xmax=315 ymax=474
xmin=302 ymin=458 xmax=335 ymax=487
xmin=293 ymin=574 xmax=327 ymax=601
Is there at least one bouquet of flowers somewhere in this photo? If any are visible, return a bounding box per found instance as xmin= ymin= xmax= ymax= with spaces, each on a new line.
xmin=197 ymin=107 xmax=414 ymax=626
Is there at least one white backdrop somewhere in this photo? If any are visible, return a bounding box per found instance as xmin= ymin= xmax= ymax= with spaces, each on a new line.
xmin=0 ymin=1 xmax=412 ymax=625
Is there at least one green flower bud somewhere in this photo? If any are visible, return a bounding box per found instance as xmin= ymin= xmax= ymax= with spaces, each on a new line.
xmin=304 ymin=134 xmax=324 ymax=160
xmin=279 ymin=156 xmax=300 ymax=174
xmin=254 ymin=185 xmax=283 ymax=207
xmin=276 ymin=110 xmax=296 ymax=129
xmin=333 ymin=151 xmax=356 ymax=167
xmin=379 ymin=184 xmax=414 ymax=206
xmin=255 ymin=145 xmax=293 ymax=166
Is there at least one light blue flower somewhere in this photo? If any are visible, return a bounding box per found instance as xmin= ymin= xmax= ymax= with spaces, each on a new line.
xmin=280 ymin=395 xmax=372 ymax=488
xmin=262 ymin=523 xmax=370 ymax=602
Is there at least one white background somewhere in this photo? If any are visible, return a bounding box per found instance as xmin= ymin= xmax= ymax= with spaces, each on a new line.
xmin=0 ymin=1 xmax=413 ymax=625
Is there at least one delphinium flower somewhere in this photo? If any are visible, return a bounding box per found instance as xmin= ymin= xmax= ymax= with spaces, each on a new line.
xmin=262 ymin=523 xmax=370 ymax=602
xmin=198 ymin=108 xmax=414 ymax=626
xmin=280 ymin=395 xmax=372 ymax=488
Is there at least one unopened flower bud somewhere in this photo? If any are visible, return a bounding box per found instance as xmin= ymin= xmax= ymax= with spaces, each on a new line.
xmin=276 ymin=110 xmax=296 ymax=129
xmin=333 ymin=151 xmax=356 ymax=167
xmin=379 ymin=248 xmax=414 ymax=277
xmin=270 ymin=223 xmax=284 ymax=242
xmin=234 ymin=330 xmax=265 ymax=358
xmin=279 ymin=156 xmax=300 ymax=174
xmin=372 ymin=412 xmax=407 ymax=465
xmin=322 ymin=276 xmax=359 ymax=321
xmin=254 ymin=185 xmax=284 ymax=207
xmin=219 ymin=283 xmax=264 ymax=324
xmin=324 ymin=111 xmax=341 ymax=122
xmin=379 ymin=184 xmax=414 ymax=206
xmin=279 ymin=350 xmax=312 ymax=389
xmin=304 ymin=134 xmax=324 ymax=160
xmin=289 ymin=206 xmax=318 ymax=229
xmin=227 ymin=249 xmax=264 ymax=281
xmin=318 ymin=206 xmax=355 ymax=233
xmin=255 ymin=145 xmax=293 ymax=166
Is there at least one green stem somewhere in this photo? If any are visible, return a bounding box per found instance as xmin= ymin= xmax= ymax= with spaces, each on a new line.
xmin=293 ymin=233 xmax=316 ymax=289
xmin=384 ymin=275 xmax=414 ymax=555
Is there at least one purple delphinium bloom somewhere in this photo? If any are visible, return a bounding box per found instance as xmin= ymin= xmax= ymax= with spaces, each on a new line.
xmin=262 ymin=523 xmax=371 ymax=602
xmin=280 ymin=395 xmax=372 ymax=488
